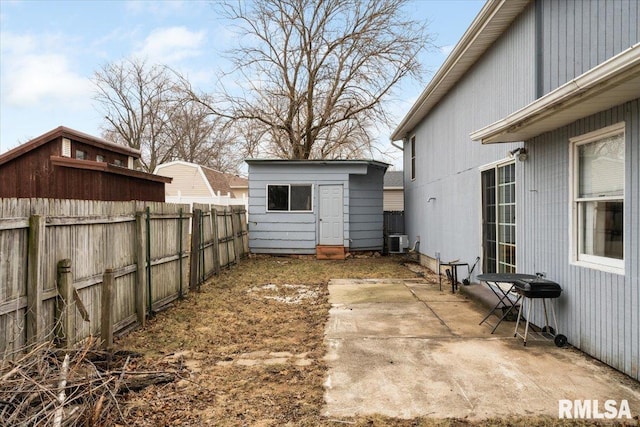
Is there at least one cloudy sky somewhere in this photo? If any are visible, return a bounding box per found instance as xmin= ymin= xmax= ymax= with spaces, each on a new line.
xmin=0 ymin=0 xmax=484 ymax=166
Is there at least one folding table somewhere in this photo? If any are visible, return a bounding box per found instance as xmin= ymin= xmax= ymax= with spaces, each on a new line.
xmin=477 ymin=273 xmax=537 ymax=333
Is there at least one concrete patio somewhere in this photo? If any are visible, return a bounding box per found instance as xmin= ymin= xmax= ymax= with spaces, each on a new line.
xmin=322 ymin=278 xmax=640 ymax=421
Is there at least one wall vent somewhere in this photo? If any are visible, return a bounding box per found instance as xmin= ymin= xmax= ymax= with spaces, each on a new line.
xmin=61 ymin=138 xmax=71 ymax=157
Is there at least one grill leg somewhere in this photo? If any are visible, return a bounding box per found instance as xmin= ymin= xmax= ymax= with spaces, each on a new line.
xmin=514 ymin=298 xmax=525 ymax=337
xmin=523 ymin=298 xmax=533 ymax=346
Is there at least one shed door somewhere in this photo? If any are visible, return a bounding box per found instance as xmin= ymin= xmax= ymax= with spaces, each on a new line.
xmin=319 ymin=185 xmax=344 ymax=245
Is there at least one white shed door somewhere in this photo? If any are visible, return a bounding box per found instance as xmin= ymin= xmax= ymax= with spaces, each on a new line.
xmin=319 ymin=185 xmax=343 ymax=245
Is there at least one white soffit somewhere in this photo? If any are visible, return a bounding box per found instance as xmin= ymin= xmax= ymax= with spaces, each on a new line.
xmin=390 ymin=0 xmax=531 ymax=141
xmin=471 ymin=43 xmax=640 ymax=144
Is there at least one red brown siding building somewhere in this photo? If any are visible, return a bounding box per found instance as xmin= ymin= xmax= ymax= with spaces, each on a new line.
xmin=0 ymin=126 xmax=171 ymax=201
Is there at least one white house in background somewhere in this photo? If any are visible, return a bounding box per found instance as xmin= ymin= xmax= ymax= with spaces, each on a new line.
xmin=154 ymin=160 xmax=248 ymax=209
xmin=383 ymin=170 xmax=404 ymax=211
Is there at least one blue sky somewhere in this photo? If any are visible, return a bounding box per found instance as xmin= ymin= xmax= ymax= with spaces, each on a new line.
xmin=0 ymin=0 xmax=484 ymax=167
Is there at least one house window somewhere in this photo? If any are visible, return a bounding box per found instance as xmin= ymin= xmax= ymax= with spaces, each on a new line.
xmin=481 ymin=162 xmax=516 ymax=273
xmin=410 ymin=136 xmax=416 ymax=180
xmin=96 ymin=155 xmax=105 ymax=162
xmin=571 ymin=123 xmax=624 ymax=272
xmin=267 ymin=184 xmax=313 ymax=212
xmin=75 ymin=150 xmax=87 ymax=160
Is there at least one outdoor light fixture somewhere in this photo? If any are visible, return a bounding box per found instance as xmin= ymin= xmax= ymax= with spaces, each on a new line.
xmin=508 ymin=147 xmax=528 ymax=161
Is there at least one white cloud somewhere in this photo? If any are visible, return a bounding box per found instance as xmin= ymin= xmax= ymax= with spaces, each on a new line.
xmin=136 ymin=26 xmax=206 ymax=63
xmin=0 ymin=31 xmax=93 ymax=108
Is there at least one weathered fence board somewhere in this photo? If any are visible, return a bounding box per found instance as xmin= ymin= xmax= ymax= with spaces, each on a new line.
xmin=0 ymin=198 xmax=247 ymax=357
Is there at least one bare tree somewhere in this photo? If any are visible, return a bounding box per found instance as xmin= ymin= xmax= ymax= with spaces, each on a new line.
xmin=167 ymin=99 xmax=242 ymax=173
xmin=202 ymin=0 xmax=431 ymax=160
xmin=93 ymin=58 xmax=242 ymax=173
xmin=93 ymin=59 xmax=177 ymax=172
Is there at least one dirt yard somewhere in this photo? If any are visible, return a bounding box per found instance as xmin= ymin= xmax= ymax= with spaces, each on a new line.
xmin=114 ymin=255 xmax=610 ymax=426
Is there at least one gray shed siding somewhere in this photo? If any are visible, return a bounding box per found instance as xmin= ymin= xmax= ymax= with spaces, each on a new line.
xmin=349 ymin=168 xmax=386 ymax=250
xmin=520 ymin=99 xmax=639 ymax=381
xmin=404 ymin=4 xmax=536 ymax=264
xmin=538 ymin=0 xmax=640 ymax=95
xmin=247 ymin=162 xmax=386 ymax=254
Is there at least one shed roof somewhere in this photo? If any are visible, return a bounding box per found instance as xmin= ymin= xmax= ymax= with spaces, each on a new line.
xmin=245 ymin=159 xmax=389 ymax=170
xmin=390 ymin=0 xmax=530 ymax=141
xmin=0 ymin=126 xmax=140 ymax=166
xmin=470 ymin=43 xmax=640 ymax=143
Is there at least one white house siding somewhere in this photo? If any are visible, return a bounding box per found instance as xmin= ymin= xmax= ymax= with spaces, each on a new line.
xmin=383 ymin=189 xmax=404 ymax=211
xmin=520 ymin=99 xmax=639 ymax=381
xmin=155 ymin=163 xmax=210 ymax=197
xmin=404 ymin=4 xmax=536 ymax=266
xmin=538 ymin=0 xmax=640 ymax=95
xmin=349 ymin=168 xmax=385 ymax=251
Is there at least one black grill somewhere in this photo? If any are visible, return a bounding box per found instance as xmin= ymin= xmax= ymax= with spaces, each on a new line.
xmin=513 ymin=277 xmax=562 ymax=299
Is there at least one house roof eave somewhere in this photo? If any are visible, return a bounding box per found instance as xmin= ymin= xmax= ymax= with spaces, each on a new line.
xmin=390 ymin=0 xmax=531 ymax=141
xmin=470 ymin=43 xmax=640 ymax=144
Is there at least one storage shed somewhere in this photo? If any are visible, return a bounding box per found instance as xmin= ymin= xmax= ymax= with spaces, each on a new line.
xmin=0 ymin=126 xmax=171 ymax=202
xmin=246 ymin=159 xmax=388 ymax=259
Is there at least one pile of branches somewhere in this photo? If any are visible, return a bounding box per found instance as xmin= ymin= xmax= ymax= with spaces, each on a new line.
xmin=0 ymin=338 xmax=176 ymax=426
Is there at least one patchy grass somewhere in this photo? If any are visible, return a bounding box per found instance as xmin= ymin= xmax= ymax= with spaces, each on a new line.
xmin=115 ymin=256 xmax=620 ymax=426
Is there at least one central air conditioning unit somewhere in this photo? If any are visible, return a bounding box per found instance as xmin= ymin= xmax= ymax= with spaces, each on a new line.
xmin=388 ymin=234 xmax=409 ymax=253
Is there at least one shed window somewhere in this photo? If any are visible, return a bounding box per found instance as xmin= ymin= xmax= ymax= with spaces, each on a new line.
xmin=96 ymin=154 xmax=105 ymax=162
xmin=571 ymin=122 xmax=624 ymax=272
xmin=267 ymin=184 xmax=312 ymax=212
xmin=113 ymin=159 xmax=124 ymax=167
xmin=75 ymin=150 xmax=87 ymax=160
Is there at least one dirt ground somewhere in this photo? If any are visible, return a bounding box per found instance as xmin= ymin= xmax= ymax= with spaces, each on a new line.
xmin=115 ymin=255 xmax=623 ymax=426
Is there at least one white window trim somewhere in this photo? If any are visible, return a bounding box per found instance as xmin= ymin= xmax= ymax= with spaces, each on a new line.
xmin=410 ymin=135 xmax=416 ymax=181
xmin=265 ymin=184 xmax=314 ymax=213
xmin=568 ymin=122 xmax=625 ymax=274
xmin=479 ymin=159 xmax=517 ymax=273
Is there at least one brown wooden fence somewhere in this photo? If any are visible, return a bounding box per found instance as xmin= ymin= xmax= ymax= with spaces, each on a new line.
xmin=0 ymin=198 xmax=247 ymax=357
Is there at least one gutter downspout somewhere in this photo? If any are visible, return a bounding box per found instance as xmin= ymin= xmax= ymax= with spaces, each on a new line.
xmin=390 ymin=139 xmax=404 ymax=151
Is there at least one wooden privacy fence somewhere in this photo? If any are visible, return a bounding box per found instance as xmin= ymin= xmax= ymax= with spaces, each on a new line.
xmin=0 ymin=198 xmax=248 ymax=357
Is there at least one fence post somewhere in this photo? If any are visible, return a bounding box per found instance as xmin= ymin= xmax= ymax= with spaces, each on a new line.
xmin=230 ymin=207 xmax=239 ymax=264
xmin=178 ymin=208 xmax=184 ymax=299
xmin=135 ymin=212 xmax=147 ymax=327
xmin=212 ymin=207 xmax=221 ymax=275
xmin=26 ymin=215 xmax=45 ymax=345
xmin=101 ymin=269 xmax=114 ymax=349
xmin=56 ymin=259 xmax=74 ymax=348
xmin=189 ymin=208 xmax=201 ymax=290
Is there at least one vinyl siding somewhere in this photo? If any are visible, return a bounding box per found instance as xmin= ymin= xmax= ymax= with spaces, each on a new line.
xmin=404 ymin=3 xmax=536 ymax=265
xmin=521 ymin=99 xmax=640 ymax=381
xmin=155 ymin=163 xmax=211 ymax=197
xmin=384 ymin=189 xmax=404 ymax=211
xmin=247 ymin=162 xmax=386 ymax=254
xmin=350 ymin=169 xmax=385 ymax=250
xmin=539 ymin=0 xmax=640 ymax=95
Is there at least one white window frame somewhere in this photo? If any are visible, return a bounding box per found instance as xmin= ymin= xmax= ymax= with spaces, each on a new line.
xmin=569 ymin=122 xmax=625 ymax=274
xmin=266 ymin=184 xmax=314 ymax=213
xmin=479 ymin=159 xmax=517 ymax=274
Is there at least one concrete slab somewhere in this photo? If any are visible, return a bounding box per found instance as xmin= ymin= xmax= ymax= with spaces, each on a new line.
xmin=326 ymin=302 xmax=452 ymax=339
xmin=328 ymin=279 xmax=417 ymax=304
xmin=323 ymin=278 xmax=640 ymax=421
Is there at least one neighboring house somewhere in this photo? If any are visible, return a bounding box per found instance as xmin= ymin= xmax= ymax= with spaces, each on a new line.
xmin=392 ymin=0 xmax=639 ymax=381
xmin=154 ymin=160 xmax=248 ymax=208
xmin=246 ymin=159 xmax=388 ymax=259
xmin=383 ymin=170 xmax=404 ymax=211
xmin=0 ymin=126 xmax=170 ymax=201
